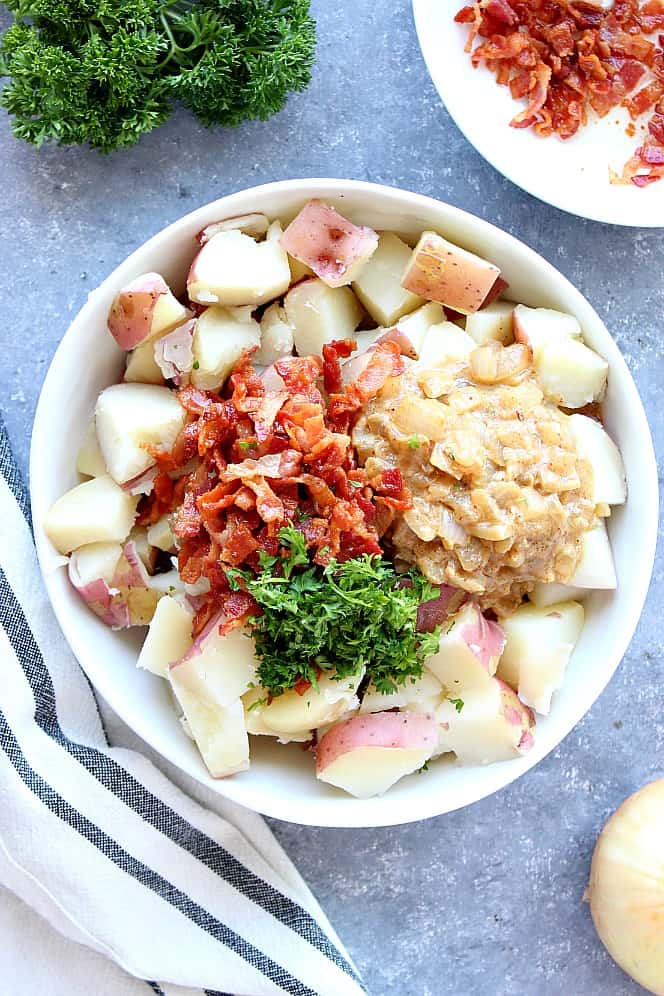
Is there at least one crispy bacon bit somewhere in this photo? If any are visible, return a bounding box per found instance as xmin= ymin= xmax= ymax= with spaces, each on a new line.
xmin=293 ymin=676 xmax=313 ymax=696
xmin=327 ymin=340 xmax=405 ymax=431
xmin=456 ymin=0 xmax=664 ymax=187
xmin=322 ymin=339 xmax=356 ymax=394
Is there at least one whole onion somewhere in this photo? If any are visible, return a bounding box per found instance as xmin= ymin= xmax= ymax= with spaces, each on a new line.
xmin=588 ymin=779 xmax=664 ymax=995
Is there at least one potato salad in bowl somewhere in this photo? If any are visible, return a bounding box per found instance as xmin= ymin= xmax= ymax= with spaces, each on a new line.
xmin=43 ymin=197 xmax=627 ymax=802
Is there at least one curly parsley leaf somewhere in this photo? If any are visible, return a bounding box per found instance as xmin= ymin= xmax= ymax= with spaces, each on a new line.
xmin=235 ymin=526 xmax=442 ymax=698
xmin=0 ymin=0 xmax=315 ymax=152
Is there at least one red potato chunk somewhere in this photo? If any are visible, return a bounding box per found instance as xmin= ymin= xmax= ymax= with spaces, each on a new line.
xmin=197 ymin=213 xmax=270 ymax=244
xmin=436 ymin=677 xmax=535 ymax=764
xmin=401 ymin=232 xmax=501 ymax=314
xmin=107 ymin=273 xmax=190 ymax=351
xmin=425 ymin=601 xmax=506 ymax=694
xmin=497 ymin=600 xmax=584 ymax=715
xmin=169 ymin=618 xmax=258 ymax=709
xmin=316 ymin=712 xmax=438 ymax=798
xmin=68 ymin=538 xmax=161 ymax=628
xmin=95 ymin=383 xmax=186 ymax=486
xmin=281 ymin=199 xmax=379 ymax=288
xmin=187 ymin=223 xmax=291 ymax=307
xmin=44 ymin=475 xmax=138 ymax=554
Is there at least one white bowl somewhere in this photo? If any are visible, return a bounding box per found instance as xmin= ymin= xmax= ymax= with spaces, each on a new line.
xmin=31 ymin=179 xmax=659 ymax=827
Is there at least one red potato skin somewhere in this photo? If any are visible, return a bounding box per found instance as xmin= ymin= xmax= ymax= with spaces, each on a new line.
xmin=315 ymin=711 xmax=438 ymax=773
xmin=512 ymin=311 xmax=531 ymax=348
xmin=280 ymin=199 xmax=379 ymax=287
xmin=495 ymin=678 xmax=536 ymax=752
xmin=108 ymin=274 xmax=169 ymax=350
xmin=401 ymin=233 xmax=500 ymax=314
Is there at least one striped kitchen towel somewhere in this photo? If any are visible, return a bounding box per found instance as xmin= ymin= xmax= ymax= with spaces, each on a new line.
xmin=0 ymin=418 xmax=365 ymax=996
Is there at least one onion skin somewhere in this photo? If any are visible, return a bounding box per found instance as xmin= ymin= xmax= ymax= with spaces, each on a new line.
xmin=588 ymin=779 xmax=664 ymax=996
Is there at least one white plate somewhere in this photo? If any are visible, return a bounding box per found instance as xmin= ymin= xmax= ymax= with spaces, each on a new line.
xmin=413 ymin=0 xmax=664 ymax=226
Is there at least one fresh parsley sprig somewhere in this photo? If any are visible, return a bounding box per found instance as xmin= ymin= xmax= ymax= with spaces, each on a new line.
xmin=229 ymin=526 xmax=443 ymax=698
xmin=0 ymin=0 xmax=316 ymax=151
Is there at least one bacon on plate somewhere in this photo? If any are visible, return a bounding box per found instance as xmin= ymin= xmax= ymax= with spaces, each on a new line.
xmin=455 ymin=0 xmax=664 ymax=187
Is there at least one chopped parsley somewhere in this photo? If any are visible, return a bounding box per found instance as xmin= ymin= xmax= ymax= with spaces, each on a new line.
xmin=407 ymin=435 xmax=422 ymax=449
xmin=246 ymin=697 xmax=268 ymax=713
xmin=229 ymin=526 xmax=442 ymax=698
xmin=449 ymin=697 xmax=465 ymax=713
xmin=192 ymin=360 xmax=200 ymax=370
xmin=238 ymin=440 xmax=257 ymax=451
xmin=0 ymin=1 xmax=316 ymax=152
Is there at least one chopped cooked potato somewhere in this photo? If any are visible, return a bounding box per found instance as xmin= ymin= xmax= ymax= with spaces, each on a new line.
xmin=401 ymin=231 xmax=501 ymax=314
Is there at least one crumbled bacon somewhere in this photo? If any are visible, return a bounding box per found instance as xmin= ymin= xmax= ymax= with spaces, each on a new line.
xmin=327 ymin=340 xmax=405 ymax=432
xmin=455 ymin=0 xmax=664 ymax=187
xmin=322 ymin=339 xmax=356 ymax=394
xmin=152 ymin=343 xmax=410 ymax=622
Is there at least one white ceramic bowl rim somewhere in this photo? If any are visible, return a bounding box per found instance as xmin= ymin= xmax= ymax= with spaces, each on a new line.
xmin=30 ymin=179 xmax=659 ymax=827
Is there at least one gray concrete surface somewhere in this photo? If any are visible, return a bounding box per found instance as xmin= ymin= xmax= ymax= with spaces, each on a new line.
xmin=1 ymin=2 xmax=662 ymax=994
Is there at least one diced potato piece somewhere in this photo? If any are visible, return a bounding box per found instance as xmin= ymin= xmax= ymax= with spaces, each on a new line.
xmin=108 ymin=273 xmax=190 ymax=351
xmin=316 ymin=712 xmax=438 ymax=798
xmin=243 ymin=687 xmax=313 ymax=743
xmin=395 ymin=302 xmax=446 ymax=357
xmin=530 ymin=582 xmax=589 ymax=607
xmin=76 ymin=422 xmax=107 ymax=478
xmin=418 ymin=321 xmax=476 ymax=367
xmin=187 ymin=222 xmax=291 ymax=307
xmin=124 ymin=340 xmax=165 ymax=385
xmin=570 ymin=520 xmax=617 ymax=589
xmin=259 ymin=671 xmax=363 ymax=736
xmin=436 ymin=678 xmax=535 ymax=764
xmin=288 ymin=256 xmax=315 ymax=283
xmin=401 ymin=232 xmax=500 ymax=314
xmin=281 ymin=199 xmax=379 ymax=288
xmin=513 ymin=305 xmax=582 ymax=359
xmin=465 ymin=301 xmax=515 ymax=346
xmin=536 ymin=337 xmax=608 ymax=409
xmin=425 ymin=601 xmax=506 ymax=693
xmin=69 ymin=543 xmax=156 ymax=630
xmin=190 ymin=306 xmax=261 ymax=392
xmin=148 ymin=570 xmax=183 ymax=595
xmin=497 ymin=600 xmax=584 ymax=715
xmin=360 ymin=672 xmax=443 ymax=715
xmin=255 ymin=302 xmax=294 ymax=366
xmin=284 ymin=278 xmax=363 ymax=357
xmin=95 ymin=383 xmax=185 ymax=485
xmin=70 ymin=541 xmax=123 ymax=587
xmin=170 ymin=623 xmax=258 ymax=708
xmin=68 ymin=541 xmax=130 ymax=628
xmin=352 ymin=328 xmax=384 ymax=355
xmin=173 ymin=688 xmax=249 ymax=778
xmin=351 ymin=232 xmax=424 ymax=325
xmin=512 ymin=304 xmax=607 ymax=408
xmin=45 ymin=475 xmax=138 ymax=554
xmin=128 ymin=525 xmax=158 ymax=575
xmin=137 ymin=595 xmax=193 ymax=677
xmin=568 ymin=414 xmax=626 ymax=505
xmin=147 ymin=515 xmax=175 ymax=552
xmin=198 ymin=213 xmax=270 ymax=242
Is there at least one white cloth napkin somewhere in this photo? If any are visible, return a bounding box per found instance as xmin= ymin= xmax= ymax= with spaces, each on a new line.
xmin=0 ymin=420 xmax=365 ymax=996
